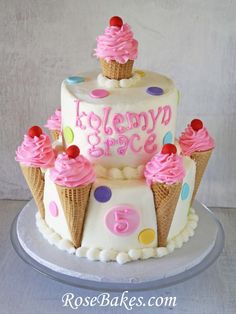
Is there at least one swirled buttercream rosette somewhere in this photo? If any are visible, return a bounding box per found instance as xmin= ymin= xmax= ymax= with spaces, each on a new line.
xmin=179 ymin=119 xmax=215 ymax=205
xmin=15 ymin=126 xmax=55 ymax=218
xmin=94 ymin=16 xmax=138 ymax=80
xmin=144 ymin=144 xmax=185 ymax=247
xmin=45 ymin=108 xmax=61 ymax=141
xmin=50 ymin=146 xmax=96 ymax=248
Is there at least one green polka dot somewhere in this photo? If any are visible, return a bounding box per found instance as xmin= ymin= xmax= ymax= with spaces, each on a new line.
xmin=63 ymin=127 xmax=74 ymax=144
xmin=177 ymin=90 xmax=180 ymax=105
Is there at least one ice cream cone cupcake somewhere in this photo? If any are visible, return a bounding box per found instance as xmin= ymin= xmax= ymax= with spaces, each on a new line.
xmin=50 ymin=145 xmax=96 ymax=248
xmin=179 ymin=119 xmax=215 ymax=205
xmin=15 ymin=126 xmax=55 ymax=218
xmin=94 ymin=16 xmax=138 ymax=80
xmin=45 ymin=108 xmax=61 ymax=141
xmin=144 ymin=144 xmax=185 ymax=247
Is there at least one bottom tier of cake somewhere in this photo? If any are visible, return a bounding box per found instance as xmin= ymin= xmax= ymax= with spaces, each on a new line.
xmin=36 ymin=208 xmax=198 ymax=264
xmin=41 ymin=155 xmax=197 ymax=264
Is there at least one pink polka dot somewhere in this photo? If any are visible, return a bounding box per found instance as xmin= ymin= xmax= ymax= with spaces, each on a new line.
xmin=90 ymin=89 xmax=109 ymax=98
xmin=105 ymin=205 xmax=140 ymax=236
xmin=49 ymin=201 xmax=58 ymax=217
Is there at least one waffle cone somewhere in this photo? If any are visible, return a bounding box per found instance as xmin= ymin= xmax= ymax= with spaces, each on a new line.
xmin=190 ymin=148 xmax=213 ymax=205
xmin=56 ymin=184 xmax=92 ymax=248
xmin=151 ymin=182 xmax=182 ymax=247
xmin=20 ymin=165 xmax=45 ymax=218
xmin=50 ymin=130 xmax=60 ymax=141
xmin=100 ymin=59 xmax=134 ymax=80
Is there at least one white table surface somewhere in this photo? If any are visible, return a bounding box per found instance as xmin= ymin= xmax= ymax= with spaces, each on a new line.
xmin=0 ymin=200 xmax=235 ymax=314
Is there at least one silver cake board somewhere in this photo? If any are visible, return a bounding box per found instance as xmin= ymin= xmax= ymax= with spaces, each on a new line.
xmin=11 ymin=199 xmax=224 ymax=291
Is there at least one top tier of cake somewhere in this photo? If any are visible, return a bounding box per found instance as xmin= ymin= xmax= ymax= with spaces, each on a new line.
xmin=61 ymin=70 xmax=179 ymax=168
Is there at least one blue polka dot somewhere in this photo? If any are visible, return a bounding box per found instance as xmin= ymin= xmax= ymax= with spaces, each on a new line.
xmin=65 ymin=76 xmax=84 ymax=84
xmin=94 ymin=186 xmax=112 ymax=203
xmin=181 ymin=183 xmax=190 ymax=201
xmin=163 ymin=131 xmax=173 ymax=144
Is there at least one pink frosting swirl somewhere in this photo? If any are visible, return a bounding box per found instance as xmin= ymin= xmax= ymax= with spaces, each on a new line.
xmin=50 ymin=153 xmax=96 ymax=187
xmin=94 ymin=23 xmax=138 ymax=64
xmin=45 ymin=109 xmax=61 ymax=131
xmin=179 ymin=125 xmax=215 ymax=156
xmin=15 ymin=134 xmax=55 ymax=168
xmin=144 ymin=153 xmax=185 ymax=185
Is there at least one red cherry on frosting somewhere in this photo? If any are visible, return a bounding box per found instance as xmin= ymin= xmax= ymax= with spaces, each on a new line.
xmin=191 ymin=119 xmax=203 ymax=131
xmin=66 ymin=145 xmax=80 ymax=158
xmin=109 ymin=16 xmax=123 ymax=28
xmin=28 ymin=126 xmax=43 ymax=138
xmin=161 ymin=144 xmax=177 ymax=155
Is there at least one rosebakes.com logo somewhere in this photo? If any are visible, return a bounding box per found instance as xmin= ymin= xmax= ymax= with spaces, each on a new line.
xmin=62 ymin=291 xmax=177 ymax=310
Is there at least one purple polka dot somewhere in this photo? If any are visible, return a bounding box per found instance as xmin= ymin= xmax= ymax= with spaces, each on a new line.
xmin=90 ymin=89 xmax=109 ymax=99
xmin=49 ymin=201 xmax=58 ymax=217
xmin=94 ymin=186 xmax=112 ymax=203
xmin=146 ymin=86 xmax=164 ymax=96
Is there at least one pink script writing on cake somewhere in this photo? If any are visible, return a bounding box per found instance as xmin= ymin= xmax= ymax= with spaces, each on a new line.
xmin=74 ymin=101 xmax=172 ymax=158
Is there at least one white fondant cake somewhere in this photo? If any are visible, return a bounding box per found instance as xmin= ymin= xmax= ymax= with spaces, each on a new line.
xmin=16 ymin=17 xmax=215 ymax=265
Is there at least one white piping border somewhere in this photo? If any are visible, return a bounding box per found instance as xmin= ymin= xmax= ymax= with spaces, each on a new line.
xmin=36 ymin=208 xmax=198 ymax=265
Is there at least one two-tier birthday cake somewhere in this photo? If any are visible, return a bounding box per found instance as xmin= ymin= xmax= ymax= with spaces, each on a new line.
xmin=16 ymin=17 xmax=215 ymax=264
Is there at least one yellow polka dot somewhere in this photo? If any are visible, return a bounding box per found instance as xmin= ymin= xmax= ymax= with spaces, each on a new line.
xmin=63 ymin=127 xmax=74 ymax=144
xmin=135 ymin=70 xmax=145 ymax=77
xmin=138 ymin=228 xmax=155 ymax=245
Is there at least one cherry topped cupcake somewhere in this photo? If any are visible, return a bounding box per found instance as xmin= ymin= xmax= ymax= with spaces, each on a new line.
xmin=179 ymin=119 xmax=215 ymax=204
xmin=94 ymin=16 xmax=138 ymax=80
xmin=144 ymin=144 xmax=185 ymax=247
xmin=50 ymin=145 xmax=96 ymax=248
xmin=145 ymin=144 xmax=185 ymax=186
xmin=15 ymin=126 xmax=55 ymax=218
xmin=179 ymin=119 xmax=214 ymax=156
